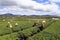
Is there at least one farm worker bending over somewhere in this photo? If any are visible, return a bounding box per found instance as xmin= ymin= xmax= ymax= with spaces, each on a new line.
xmin=15 ymin=22 xmax=18 ymax=27
xmin=6 ymin=22 xmax=12 ymax=28
xmin=6 ymin=22 xmax=10 ymax=27
xmin=39 ymin=20 xmax=46 ymax=31
xmin=32 ymin=21 xmax=38 ymax=27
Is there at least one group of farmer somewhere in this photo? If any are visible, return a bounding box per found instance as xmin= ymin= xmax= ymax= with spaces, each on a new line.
xmin=6 ymin=20 xmax=46 ymax=31
xmin=6 ymin=22 xmax=18 ymax=28
xmin=32 ymin=20 xmax=46 ymax=31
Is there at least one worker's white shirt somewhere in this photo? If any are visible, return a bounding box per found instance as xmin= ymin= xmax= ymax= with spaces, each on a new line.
xmin=10 ymin=24 xmax=12 ymax=28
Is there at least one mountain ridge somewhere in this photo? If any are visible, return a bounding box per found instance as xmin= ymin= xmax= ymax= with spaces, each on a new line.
xmin=0 ymin=13 xmax=60 ymax=17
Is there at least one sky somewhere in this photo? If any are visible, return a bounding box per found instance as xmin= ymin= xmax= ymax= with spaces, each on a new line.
xmin=0 ymin=0 xmax=60 ymax=16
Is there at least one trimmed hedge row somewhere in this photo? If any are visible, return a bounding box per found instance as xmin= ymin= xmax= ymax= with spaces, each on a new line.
xmin=18 ymin=27 xmax=40 ymax=40
xmin=17 ymin=20 xmax=56 ymax=40
xmin=0 ymin=20 xmax=34 ymax=36
xmin=29 ymin=20 xmax=60 ymax=40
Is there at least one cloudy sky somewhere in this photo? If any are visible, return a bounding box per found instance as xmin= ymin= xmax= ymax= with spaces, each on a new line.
xmin=0 ymin=0 xmax=60 ymax=16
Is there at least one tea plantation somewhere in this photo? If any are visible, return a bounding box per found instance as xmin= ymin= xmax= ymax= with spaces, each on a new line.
xmin=0 ymin=16 xmax=60 ymax=40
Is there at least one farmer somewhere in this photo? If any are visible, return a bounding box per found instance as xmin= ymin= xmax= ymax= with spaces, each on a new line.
xmin=6 ymin=22 xmax=12 ymax=28
xmin=15 ymin=22 xmax=18 ymax=27
xmin=32 ymin=21 xmax=38 ymax=27
xmin=39 ymin=20 xmax=46 ymax=31
xmin=6 ymin=22 xmax=10 ymax=27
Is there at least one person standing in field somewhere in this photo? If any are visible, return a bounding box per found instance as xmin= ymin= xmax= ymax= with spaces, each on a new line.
xmin=32 ymin=21 xmax=38 ymax=27
xmin=39 ymin=20 xmax=46 ymax=31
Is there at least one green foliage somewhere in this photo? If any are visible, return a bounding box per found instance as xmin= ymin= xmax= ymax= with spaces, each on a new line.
xmin=29 ymin=20 xmax=60 ymax=40
xmin=0 ymin=33 xmax=18 ymax=40
xmin=18 ymin=27 xmax=39 ymax=37
xmin=0 ymin=16 xmax=59 ymax=40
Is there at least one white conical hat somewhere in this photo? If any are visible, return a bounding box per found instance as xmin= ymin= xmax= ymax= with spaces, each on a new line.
xmin=42 ymin=20 xmax=46 ymax=23
xmin=15 ymin=23 xmax=18 ymax=25
xmin=8 ymin=22 xmax=10 ymax=24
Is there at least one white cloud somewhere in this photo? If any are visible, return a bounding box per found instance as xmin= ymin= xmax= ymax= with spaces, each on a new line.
xmin=0 ymin=0 xmax=60 ymax=15
xmin=49 ymin=0 xmax=60 ymax=2
xmin=14 ymin=0 xmax=59 ymax=12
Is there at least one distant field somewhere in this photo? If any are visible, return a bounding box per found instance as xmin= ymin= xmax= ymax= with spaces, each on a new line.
xmin=0 ymin=16 xmax=60 ymax=40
